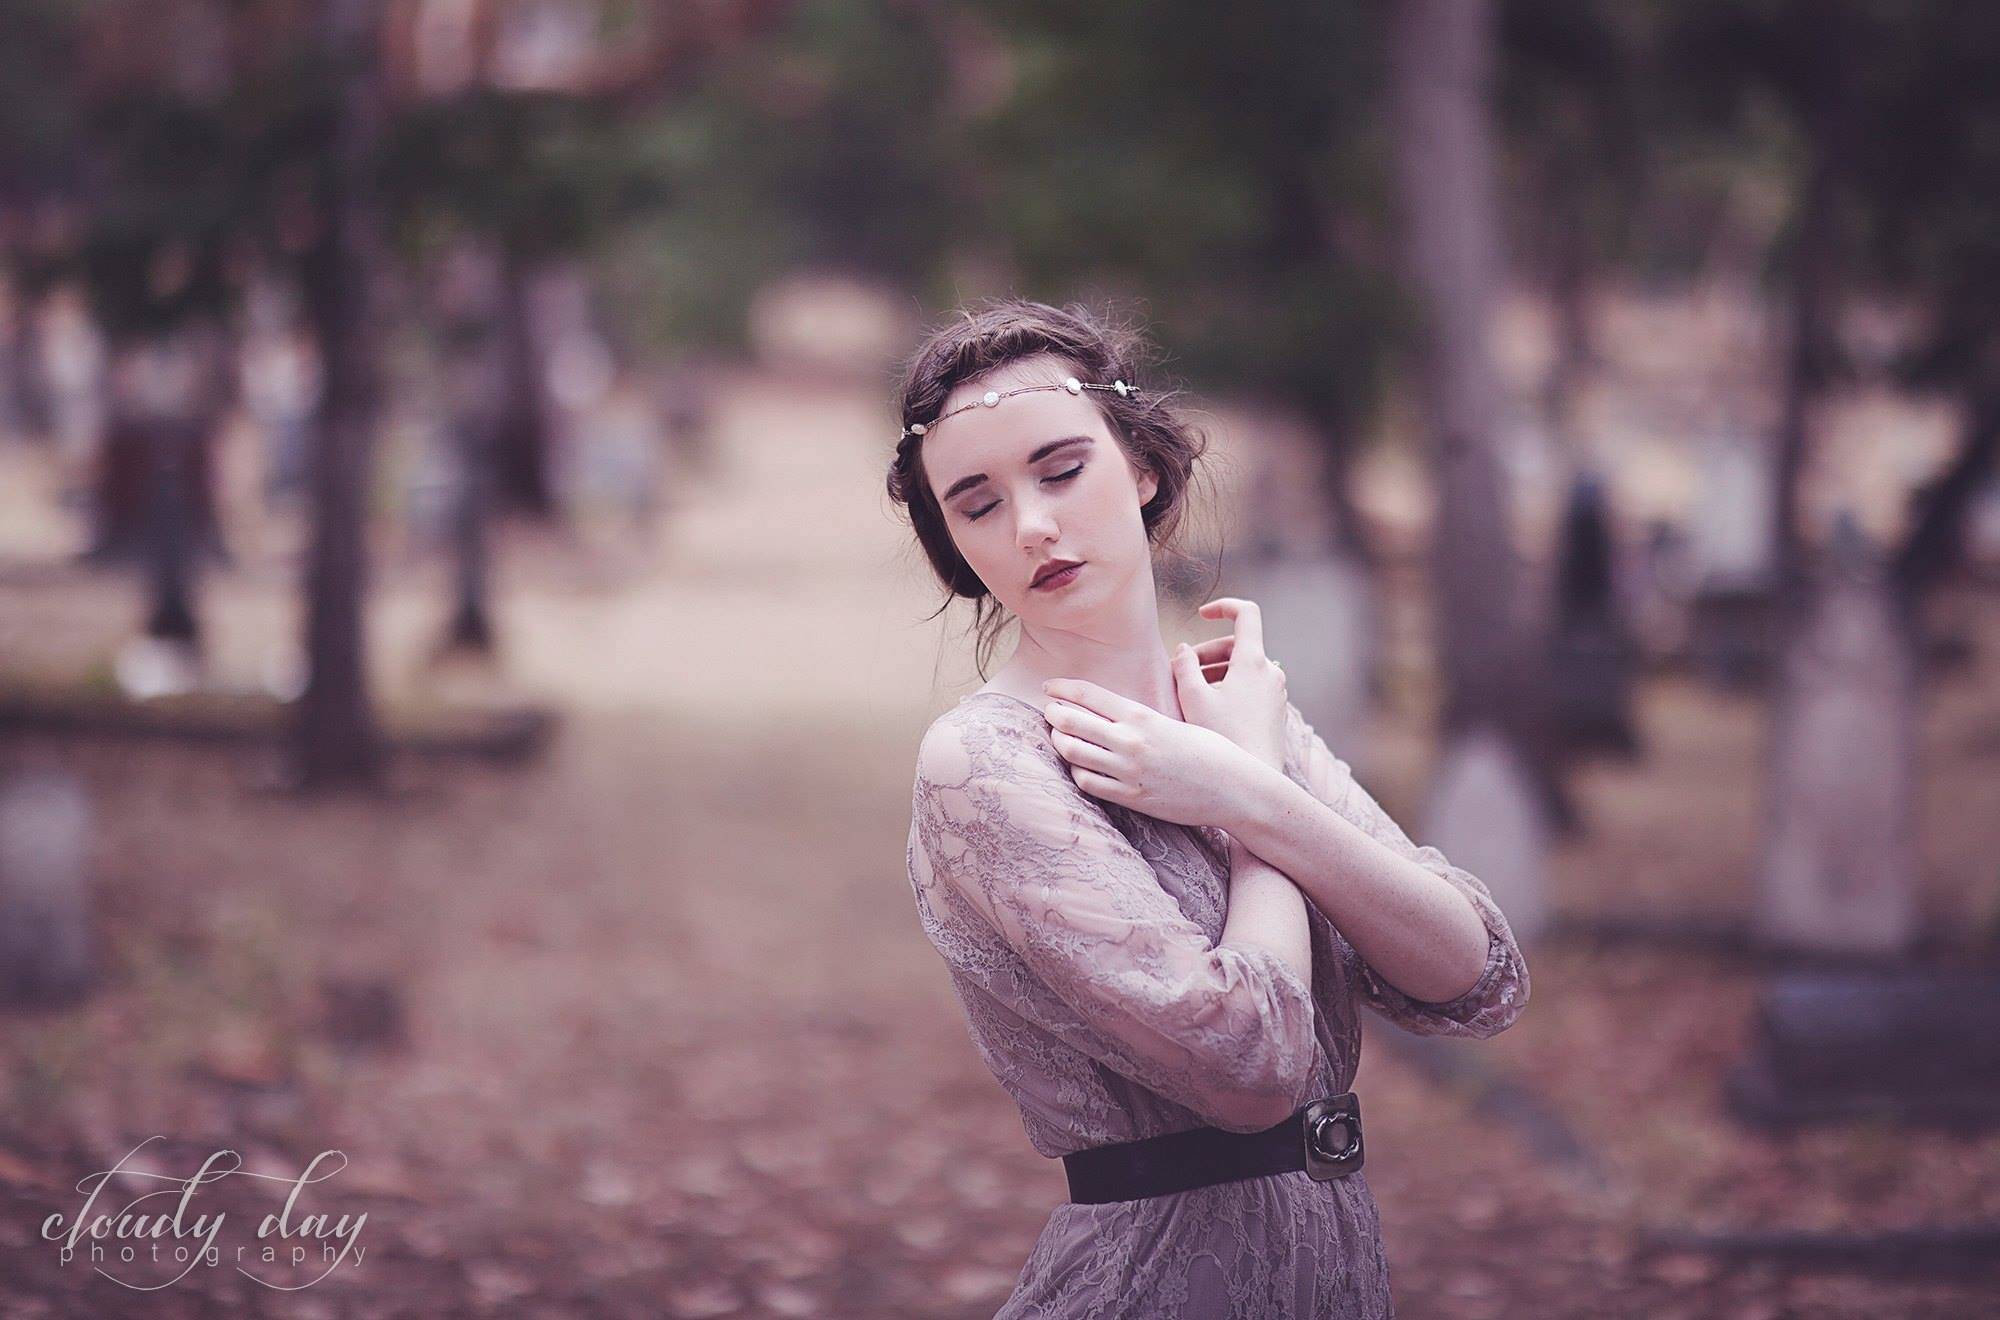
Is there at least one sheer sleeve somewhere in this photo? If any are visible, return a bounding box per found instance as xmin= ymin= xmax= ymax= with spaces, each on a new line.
xmin=1280 ymin=702 xmax=1530 ymax=1039
xmin=912 ymin=709 xmax=1319 ymax=1132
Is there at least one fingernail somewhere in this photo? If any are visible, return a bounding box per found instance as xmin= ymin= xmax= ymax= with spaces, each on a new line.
xmin=1040 ymin=679 xmax=1053 ymax=692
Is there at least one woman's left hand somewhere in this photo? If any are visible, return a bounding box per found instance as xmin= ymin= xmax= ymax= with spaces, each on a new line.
xmin=1040 ymin=676 xmax=1269 ymax=830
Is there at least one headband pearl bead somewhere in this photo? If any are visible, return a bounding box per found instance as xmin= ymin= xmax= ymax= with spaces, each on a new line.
xmin=894 ymin=377 xmax=1141 ymax=443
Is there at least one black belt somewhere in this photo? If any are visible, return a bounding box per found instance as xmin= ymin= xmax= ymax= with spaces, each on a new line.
xmin=1062 ymin=1092 xmax=1364 ymax=1204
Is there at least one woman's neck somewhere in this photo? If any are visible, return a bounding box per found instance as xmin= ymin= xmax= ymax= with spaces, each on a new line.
xmin=999 ymin=604 xmax=1183 ymax=721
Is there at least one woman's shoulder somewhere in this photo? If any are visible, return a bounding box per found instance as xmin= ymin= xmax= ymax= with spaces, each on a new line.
xmin=914 ymin=692 xmax=1061 ymax=791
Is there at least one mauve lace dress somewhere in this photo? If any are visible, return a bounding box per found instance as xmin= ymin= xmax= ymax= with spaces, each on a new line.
xmin=904 ymin=691 xmax=1530 ymax=1319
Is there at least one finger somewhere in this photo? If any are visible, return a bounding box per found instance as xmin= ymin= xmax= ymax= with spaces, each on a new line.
xmin=1070 ymin=765 xmax=1130 ymax=805
xmin=1042 ymin=677 xmax=1151 ymax=723
xmin=1171 ymin=641 xmax=1208 ymax=694
xmin=1044 ymin=698 xmax=1123 ymax=751
xmin=1193 ymin=635 xmax=1234 ymax=679
xmin=1197 ymin=597 xmax=1267 ymax=660
xmin=1192 ymin=634 xmax=1235 ymax=663
xmin=1050 ymin=728 xmax=1122 ymax=777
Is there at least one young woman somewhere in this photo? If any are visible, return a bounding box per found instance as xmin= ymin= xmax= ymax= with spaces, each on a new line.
xmin=890 ymin=298 xmax=1529 ymax=1319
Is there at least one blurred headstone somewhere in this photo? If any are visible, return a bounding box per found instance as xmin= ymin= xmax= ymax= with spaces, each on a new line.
xmin=42 ymin=289 xmax=106 ymax=481
xmin=1228 ymin=549 xmax=1375 ymax=763
xmin=1689 ymin=432 xmax=1777 ymax=587
xmin=1422 ymin=724 xmax=1549 ymax=945
xmin=0 ymin=770 xmax=94 ymax=1006
xmin=1687 ymin=433 xmax=1779 ymax=687
xmin=1621 ymin=518 xmax=1694 ymax=663
xmin=1754 ymin=512 xmax=1919 ymax=956
xmin=1727 ymin=968 xmax=2000 ymax=1129
xmin=565 ymin=372 xmax=666 ymax=551
xmin=241 ymin=326 xmax=321 ymax=507
xmin=1548 ymin=470 xmax=1637 ymax=756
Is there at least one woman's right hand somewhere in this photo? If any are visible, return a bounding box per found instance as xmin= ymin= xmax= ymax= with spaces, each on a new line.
xmin=1171 ymin=598 xmax=1289 ymax=771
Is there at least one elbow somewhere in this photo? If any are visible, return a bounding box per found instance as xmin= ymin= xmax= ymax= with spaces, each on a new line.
xmin=1477 ymin=964 xmax=1531 ymax=1038
xmin=1441 ymin=958 xmax=1531 ymax=1040
xmin=1180 ymin=945 xmax=1319 ymax=1131
xmin=1204 ymin=1031 xmax=1318 ymax=1133
xmin=1467 ymin=936 xmax=1530 ymax=1038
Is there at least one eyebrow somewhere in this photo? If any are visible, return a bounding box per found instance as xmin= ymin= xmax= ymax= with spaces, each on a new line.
xmin=940 ymin=436 xmax=1096 ymax=503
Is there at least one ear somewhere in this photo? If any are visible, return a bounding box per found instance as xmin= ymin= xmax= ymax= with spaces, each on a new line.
xmin=1135 ymin=462 xmax=1159 ymax=506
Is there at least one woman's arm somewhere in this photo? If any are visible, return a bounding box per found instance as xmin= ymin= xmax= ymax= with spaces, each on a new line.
xmin=1218 ymin=835 xmax=1313 ymax=993
xmin=1215 ymin=756 xmax=1494 ymax=1009
xmin=913 ymin=710 xmax=1319 ymax=1131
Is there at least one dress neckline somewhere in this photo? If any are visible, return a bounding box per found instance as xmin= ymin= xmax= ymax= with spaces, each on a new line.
xmin=958 ymin=690 xmax=1047 ymax=719
xmin=959 ymin=688 xmax=1233 ymax=861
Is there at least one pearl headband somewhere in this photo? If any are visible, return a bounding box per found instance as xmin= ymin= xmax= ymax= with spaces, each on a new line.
xmin=898 ymin=376 xmax=1142 ymax=445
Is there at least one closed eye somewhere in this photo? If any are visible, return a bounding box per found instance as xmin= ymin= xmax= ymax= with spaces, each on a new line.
xmin=965 ymin=463 xmax=1086 ymax=521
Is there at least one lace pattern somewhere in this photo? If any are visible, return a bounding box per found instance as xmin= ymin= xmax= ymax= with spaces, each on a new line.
xmin=904 ymin=691 xmax=1529 ymax=1317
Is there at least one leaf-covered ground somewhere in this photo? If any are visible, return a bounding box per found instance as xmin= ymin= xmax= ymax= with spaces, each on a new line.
xmin=1 ymin=368 xmax=1997 ymax=1317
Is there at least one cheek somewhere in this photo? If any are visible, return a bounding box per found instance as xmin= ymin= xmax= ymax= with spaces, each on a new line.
xmin=1085 ymin=466 xmax=1150 ymax=530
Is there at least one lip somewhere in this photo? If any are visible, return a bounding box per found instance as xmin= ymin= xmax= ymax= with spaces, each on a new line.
xmin=1031 ymin=559 xmax=1085 ymax=589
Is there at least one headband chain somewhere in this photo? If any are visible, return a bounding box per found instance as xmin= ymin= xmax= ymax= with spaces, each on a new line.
xmin=900 ymin=376 xmax=1140 ymax=444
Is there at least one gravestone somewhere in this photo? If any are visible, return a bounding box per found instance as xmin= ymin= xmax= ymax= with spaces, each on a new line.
xmin=1421 ymin=724 xmax=1550 ymax=945
xmin=0 ymin=770 xmax=94 ymax=1006
xmin=1728 ymin=968 xmax=2000 ymax=1129
xmin=1226 ymin=549 xmax=1376 ymax=765
xmin=1621 ymin=518 xmax=1694 ymax=663
xmin=1754 ymin=513 xmax=1919 ymax=956
xmin=1687 ymin=433 xmax=1780 ymax=687
xmin=1548 ymin=470 xmax=1637 ymax=755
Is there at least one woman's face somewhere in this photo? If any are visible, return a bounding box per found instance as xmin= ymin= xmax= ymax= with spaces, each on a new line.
xmin=922 ymin=355 xmax=1160 ymax=622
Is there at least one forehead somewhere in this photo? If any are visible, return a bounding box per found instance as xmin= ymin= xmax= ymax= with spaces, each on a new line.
xmin=925 ymin=358 xmax=1112 ymax=488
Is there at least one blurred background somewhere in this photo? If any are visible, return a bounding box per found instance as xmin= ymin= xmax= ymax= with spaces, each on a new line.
xmin=2 ymin=0 xmax=1998 ymax=1315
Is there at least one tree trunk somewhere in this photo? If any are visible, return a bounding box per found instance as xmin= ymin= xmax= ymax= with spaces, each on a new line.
xmin=1892 ymin=389 xmax=2000 ymax=607
xmin=493 ymin=250 xmax=556 ymax=516
xmin=1388 ymin=0 xmax=1528 ymax=732
xmin=432 ymin=238 xmax=508 ymax=656
xmin=1770 ymin=0 xmax=1858 ymax=636
xmin=1387 ymin=0 xmax=1569 ymax=832
xmin=293 ymin=0 xmax=386 ymax=790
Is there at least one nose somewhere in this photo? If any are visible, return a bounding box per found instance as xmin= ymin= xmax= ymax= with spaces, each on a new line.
xmin=1015 ymin=489 xmax=1059 ymax=552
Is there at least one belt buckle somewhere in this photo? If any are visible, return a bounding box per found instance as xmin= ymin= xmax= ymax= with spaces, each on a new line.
xmin=1301 ymin=1092 xmax=1364 ymax=1180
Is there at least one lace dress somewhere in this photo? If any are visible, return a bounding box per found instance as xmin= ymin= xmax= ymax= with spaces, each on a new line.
xmin=905 ymin=691 xmax=1530 ymax=1319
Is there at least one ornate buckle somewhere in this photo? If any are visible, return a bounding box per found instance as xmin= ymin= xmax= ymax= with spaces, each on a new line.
xmin=1301 ymin=1092 xmax=1364 ymax=1180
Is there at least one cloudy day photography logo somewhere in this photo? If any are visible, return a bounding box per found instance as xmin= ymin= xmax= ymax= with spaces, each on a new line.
xmin=38 ymin=1135 xmax=369 ymax=1292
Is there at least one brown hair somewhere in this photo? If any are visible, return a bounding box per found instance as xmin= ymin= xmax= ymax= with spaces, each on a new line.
xmin=885 ymin=297 xmax=1214 ymax=677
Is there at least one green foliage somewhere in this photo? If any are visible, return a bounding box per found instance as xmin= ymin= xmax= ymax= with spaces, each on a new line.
xmin=380 ymin=89 xmax=671 ymax=264
xmin=961 ymin=0 xmax=1403 ymax=436
xmin=605 ymin=0 xmax=962 ymax=351
xmin=6 ymin=0 xmax=1996 ymax=415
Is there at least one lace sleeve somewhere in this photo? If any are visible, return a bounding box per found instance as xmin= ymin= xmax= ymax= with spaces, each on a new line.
xmin=913 ymin=710 xmax=1319 ymax=1132
xmin=1281 ymin=703 xmax=1530 ymax=1039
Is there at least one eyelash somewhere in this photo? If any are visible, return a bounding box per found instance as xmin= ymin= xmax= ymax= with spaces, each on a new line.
xmin=965 ymin=464 xmax=1084 ymax=521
